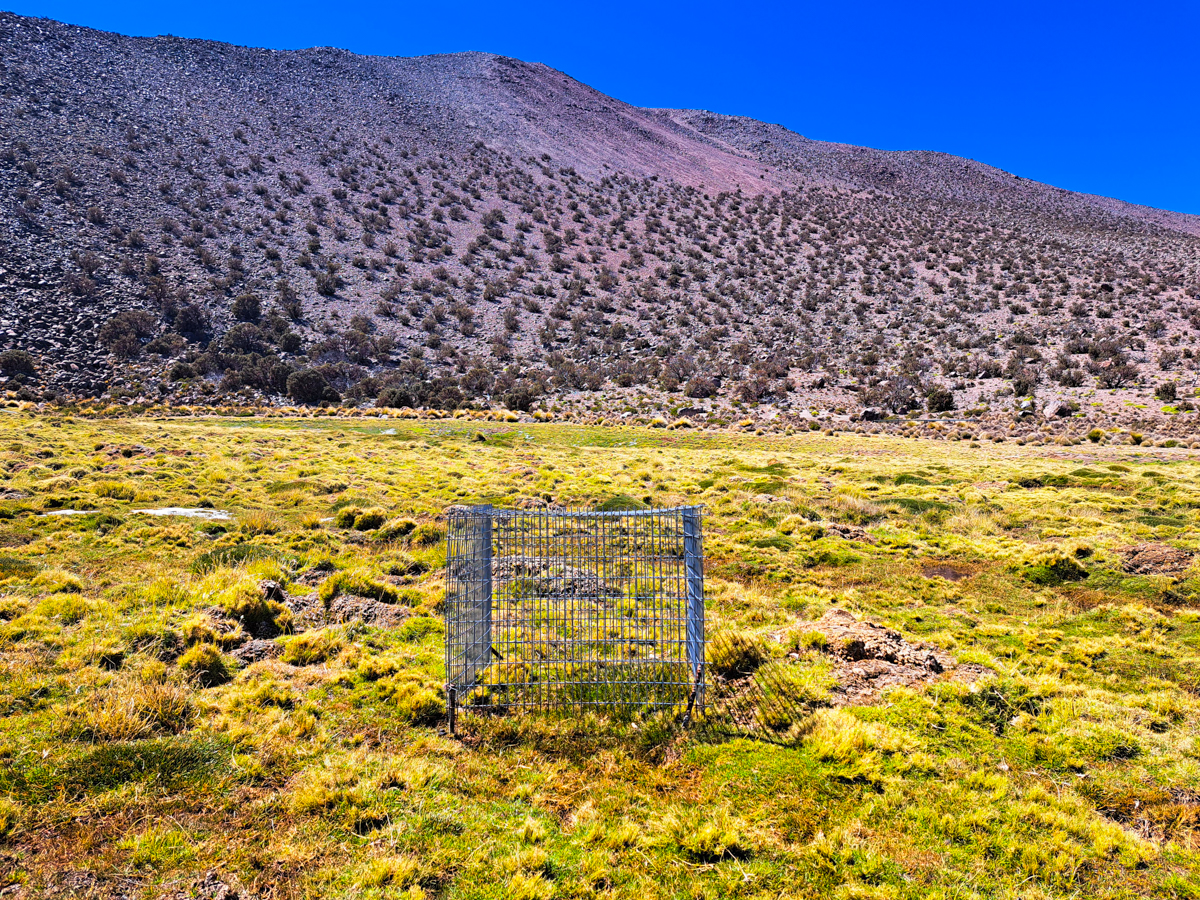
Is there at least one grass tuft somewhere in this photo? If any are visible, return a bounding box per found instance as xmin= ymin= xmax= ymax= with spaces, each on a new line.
xmin=93 ymin=480 xmax=136 ymax=500
xmin=178 ymin=643 xmax=233 ymax=687
xmin=318 ymin=570 xmax=400 ymax=606
xmin=282 ymin=628 xmax=345 ymax=666
xmin=219 ymin=580 xmax=293 ymax=635
xmin=73 ymin=679 xmax=195 ymax=740
xmin=1019 ymin=548 xmax=1088 ymax=585
xmin=117 ymin=826 xmax=196 ymax=870
xmin=32 ymin=568 xmax=84 ymax=594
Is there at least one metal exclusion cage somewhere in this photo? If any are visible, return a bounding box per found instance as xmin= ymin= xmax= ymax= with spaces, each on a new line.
xmin=444 ymin=505 xmax=705 ymax=731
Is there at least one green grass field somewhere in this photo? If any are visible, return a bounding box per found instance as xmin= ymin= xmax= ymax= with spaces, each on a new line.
xmin=1 ymin=410 xmax=1198 ymax=898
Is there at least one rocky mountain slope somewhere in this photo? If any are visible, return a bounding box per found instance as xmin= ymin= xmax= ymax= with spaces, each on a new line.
xmin=2 ymin=11 xmax=1199 ymax=428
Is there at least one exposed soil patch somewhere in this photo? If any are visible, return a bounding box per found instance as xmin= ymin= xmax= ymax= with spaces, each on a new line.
xmin=817 ymin=608 xmax=950 ymax=669
xmin=294 ymin=561 xmax=337 ymax=588
xmin=954 ymin=663 xmax=997 ymax=683
xmin=824 ymin=522 xmax=876 ymax=544
xmin=806 ymin=608 xmax=990 ymax=704
xmin=921 ymin=563 xmax=973 ymax=582
xmin=160 ymin=870 xmax=259 ymax=900
xmin=279 ymin=588 xmax=324 ymax=629
xmin=327 ymin=594 xmax=414 ymax=627
xmin=279 ymin=580 xmax=414 ymax=628
xmin=230 ymin=639 xmax=282 ymax=665
xmin=1121 ymin=543 xmax=1194 ymax=577
xmin=971 ymin=482 xmax=1009 ymax=492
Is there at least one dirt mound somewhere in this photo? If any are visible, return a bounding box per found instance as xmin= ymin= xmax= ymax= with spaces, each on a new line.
xmin=278 ymin=579 xmax=414 ymax=628
xmin=1122 ymin=543 xmax=1194 ymax=577
xmin=922 ymin=563 xmax=972 ymax=582
xmin=816 ymin=608 xmax=949 ymax=670
xmin=327 ymin=594 xmax=413 ymax=627
xmin=230 ymin=639 xmax=282 ymax=665
xmin=808 ymin=608 xmax=985 ymax=704
xmin=824 ymin=523 xmax=876 ymax=544
xmin=278 ymin=586 xmax=324 ymax=629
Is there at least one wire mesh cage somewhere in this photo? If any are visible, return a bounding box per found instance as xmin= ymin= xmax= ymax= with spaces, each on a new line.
xmin=444 ymin=505 xmax=704 ymax=731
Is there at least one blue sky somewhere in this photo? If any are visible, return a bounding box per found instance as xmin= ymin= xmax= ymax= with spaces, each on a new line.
xmin=8 ymin=0 xmax=1199 ymax=215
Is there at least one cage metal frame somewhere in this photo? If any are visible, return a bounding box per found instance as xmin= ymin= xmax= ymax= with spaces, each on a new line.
xmin=444 ymin=504 xmax=704 ymax=732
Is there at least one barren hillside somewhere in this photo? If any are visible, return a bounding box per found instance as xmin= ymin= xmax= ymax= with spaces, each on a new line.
xmin=2 ymin=11 xmax=1199 ymax=434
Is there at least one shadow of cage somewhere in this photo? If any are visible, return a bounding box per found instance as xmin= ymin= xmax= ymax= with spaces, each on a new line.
xmin=445 ymin=505 xmax=705 ymax=732
xmin=697 ymin=632 xmax=825 ymax=747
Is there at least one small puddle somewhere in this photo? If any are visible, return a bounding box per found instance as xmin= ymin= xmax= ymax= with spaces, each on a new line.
xmin=133 ymin=508 xmax=232 ymax=520
xmin=39 ymin=509 xmax=100 ymax=517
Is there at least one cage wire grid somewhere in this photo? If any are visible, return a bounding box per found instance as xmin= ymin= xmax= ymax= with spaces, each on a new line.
xmin=444 ymin=505 xmax=704 ymax=730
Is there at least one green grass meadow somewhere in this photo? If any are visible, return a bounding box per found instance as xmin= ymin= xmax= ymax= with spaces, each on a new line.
xmin=1 ymin=410 xmax=1198 ymax=898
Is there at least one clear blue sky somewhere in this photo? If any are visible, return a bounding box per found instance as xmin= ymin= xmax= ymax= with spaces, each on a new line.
xmin=8 ymin=0 xmax=1199 ymax=215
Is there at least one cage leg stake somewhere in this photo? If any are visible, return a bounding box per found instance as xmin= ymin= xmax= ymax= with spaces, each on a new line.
xmin=682 ymin=663 xmax=705 ymax=727
xmin=447 ymin=686 xmax=457 ymax=736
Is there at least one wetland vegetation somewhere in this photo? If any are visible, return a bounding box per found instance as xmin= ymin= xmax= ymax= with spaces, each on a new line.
xmin=1 ymin=409 xmax=1198 ymax=898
